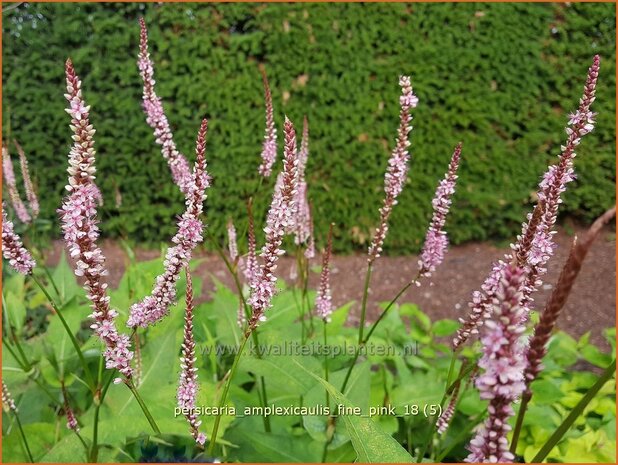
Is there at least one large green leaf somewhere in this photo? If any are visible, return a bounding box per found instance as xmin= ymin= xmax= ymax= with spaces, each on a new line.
xmin=296 ymin=361 xmax=414 ymax=463
xmin=3 ymin=422 xmax=60 ymax=462
xmin=50 ymin=251 xmax=82 ymax=304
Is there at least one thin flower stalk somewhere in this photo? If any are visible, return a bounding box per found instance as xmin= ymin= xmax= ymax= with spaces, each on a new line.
xmin=138 ymin=18 xmax=193 ymax=194
xmin=127 ymin=119 xmax=209 ymax=328
xmin=13 ymin=139 xmax=39 ymax=219
xmin=465 ymin=264 xmax=527 ymax=463
xmin=59 ymin=59 xmax=133 ymax=380
xmin=247 ymin=116 xmax=298 ymax=332
xmin=258 ymin=67 xmax=277 ymax=177
xmin=61 ymin=383 xmax=80 ymax=432
xmin=315 ymin=224 xmax=334 ymax=321
xmin=2 ymin=145 xmax=31 ymax=224
xmin=453 ymin=56 xmax=600 ymax=350
xmin=2 ymin=205 xmax=36 ymax=274
xmin=304 ymin=204 xmax=316 ymax=259
xmin=367 ymin=76 xmax=418 ymax=263
xmin=177 ymin=268 xmax=207 ymax=446
xmin=418 ymin=142 xmax=462 ymax=277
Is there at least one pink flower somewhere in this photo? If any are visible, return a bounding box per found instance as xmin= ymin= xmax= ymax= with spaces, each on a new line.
xmin=242 ymin=201 xmax=259 ymax=286
xmin=138 ymin=19 xmax=193 ymax=194
xmin=258 ymin=67 xmax=278 ymax=177
xmin=437 ymin=381 xmax=460 ymax=435
xmin=177 ymin=269 xmax=206 ymax=446
xmin=227 ymin=218 xmax=240 ymax=263
xmin=247 ymin=117 xmax=298 ymax=331
xmin=465 ymin=264 xmax=527 ymax=463
xmin=294 ymin=116 xmax=312 ymax=246
xmin=368 ymin=76 xmax=417 ymax=263
xmin=127 ymin=119 xmax=209 ymax=328
xmin=2 ymin=145 xmax=31 ymax=224
xmin=315 ymin=224 xmax=334 ymax=321
xmin=2 ymin=205 xmax=36 ymax=275
xmin=419 ymin=143 xmax=462 ymax=277
xmin=60 ymin=59 xmax=134 ymax=380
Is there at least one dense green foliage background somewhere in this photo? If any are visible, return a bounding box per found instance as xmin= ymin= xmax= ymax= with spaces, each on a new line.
xmin=2 ymin=2 xmax=616 ymax=253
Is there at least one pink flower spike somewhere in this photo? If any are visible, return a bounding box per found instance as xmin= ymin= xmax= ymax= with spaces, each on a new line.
xmin=419 ymin=142 xmax=462 ymax=277
xmin=242 ymin=199 xmax=259 ymax=286
xmin=368 ymin=76 xmax=417 ymax=263
xmin=258 ymin=67 xmax=278 ymax=177
xmin=13 ymin=139 xmax=39 ymax=219
xmin=177 ymin=268 xmax=206 ymax=446
xmin=247 ymin=116 xmax=299 ymax=331
xmin=2 ymin=205 xmax=36 ymax=275
xmin=315 ymin=224 xmax=334 ymax=321
xmin=464 ymin=264 xmax=527 ymax=463
xmin=60 ymin=59 xmax=133 ymax=380
xmin=2 ymin=145 xmax=31 ymax=224
xmin=227 ymin=218 xmax=239 ymax=263
xmin=127 ymin=119 xmax=209 ymax=328
xmin=2 ymin=381 xmax=18 ymax=413
xmin=138 ymin=18 xmax=193 ymax=194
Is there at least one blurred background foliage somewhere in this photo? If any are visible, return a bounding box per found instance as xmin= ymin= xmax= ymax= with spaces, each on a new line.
xmin=2 ymin=2 xmax=615 ymax=253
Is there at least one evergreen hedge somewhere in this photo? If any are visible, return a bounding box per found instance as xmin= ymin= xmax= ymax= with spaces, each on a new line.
xmin=2 ymin=2 xmax=615 ymax=253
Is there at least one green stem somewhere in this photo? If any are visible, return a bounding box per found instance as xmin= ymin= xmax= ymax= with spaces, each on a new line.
xmin=14 ymin=410 xmax=34 ymax=462
xmin=531 ymin=359 xmax=616 ymax=463
xmin=323 ymin=319 xmax=330 ymax=408
xmin=357 ymin=263 xmax=373 ymax=344
xmin=207 ymin=232 xmax=271 ymax=433
xmin=31 ymin=274 xmax=96 ymax=391
xmin=89 ymin=356 xmax=107 ymax=463
xmin=41 ymin=265 xmax=61 ymax=300
xmin=126 ymin=380 xmax=161 ymax=434
xmin=509 ymin=392 xmax=530 ymax=455
xmin=209 ymin=334 xmax=250 ymax=456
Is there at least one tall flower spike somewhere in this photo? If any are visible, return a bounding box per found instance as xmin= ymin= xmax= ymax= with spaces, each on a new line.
xmin=2 ymin=145 xmax=31 ymax=224
xmin=13 ymin=140 xmax=39 ymax=219
xmin=524 ymin=206 xmax=615 ymax=394
xmin=304 ymin=204 xmax=316 ymax=259
xmin=465 ymin=264 xmax=527 ymax=463
xmin=177 ymin=268 xmax=207 ymax=446
xmin=60 ymin=59 xmax=133 ymax=380
xmin=453 ymin=56 xmax=601 ymax=350
xmin=258 ymin=67 xmax=277 ymax=177
xmin=368 ymin=76 xmax=418 ymax=263
xmin=138 ymin=18 xmax=193 ymax=194
xmin=315 ymin=224 xmax=334 ymax=321
xmin=243 ymin=199 xmax=259 ymax=286
xmin=294 ymin=116 xmax=312 ymax=245
xmin=127 ymin=119 xmax=209 ymax=328
xmin=247 ymin=117 xmax=298 ymax=332
xmin=2 ymin=205 xmax=36 ymax=274
xmin=2 ymin=381 xmax=18 ymax=413
xmin=227 ymin=218 xmax=239 ymax=263
xmin=419 ymin=142 xmax=462 ymax=277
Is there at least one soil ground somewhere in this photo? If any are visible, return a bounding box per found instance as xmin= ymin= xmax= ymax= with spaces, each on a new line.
xmin=46 ymin=225 xmax=615 ymax=349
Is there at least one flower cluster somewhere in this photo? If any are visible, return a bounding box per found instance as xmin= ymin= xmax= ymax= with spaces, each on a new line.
xmin=2 ymin=205 xmax=36 ymax=275
xmin=62 ymin=384 xmax=80 ymax=432
xmin=368 ymin=76 xmax=417 ymax=263
xmin=138 ymin=18 xmax=193 ymax=195
xmin=437 ymin=380 xmax=460 ymax=435
xmin=247 ymin=117 xmax=298 ymax=332
xmin=2 ymin=144 xmax=31 ymax=224
xmin=258 ymin=67 xmax=278 ymax=177
xmin=14 ymin=139 xmax=39 ymax=219
xmin=419 ymin=143 xmax=462 ymax=277
xmin=294 ymin=116 xmax=313 ymax=246
xmin=60 ymin=59 xmax=133 ymax=380
xmin=315 ymin=224 xmax=334 ymax=321
xmin=127 ymin=119 xmax=209 ymax=328
xmin=465 ymin=264 xmax=527 ymax=463
xmin=2 ymin=382 xmax=17 ymax=413
xmin=177 ymin=269 xmax=207 ymax=446
xmin=453 ymin=56 xmax=600 ymax=350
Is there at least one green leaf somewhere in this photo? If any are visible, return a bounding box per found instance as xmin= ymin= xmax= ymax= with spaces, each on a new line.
xmin=50 ymin=251 xmax=82 ymax=304
xmin=432 ymin=319 xmax=459 ymax=337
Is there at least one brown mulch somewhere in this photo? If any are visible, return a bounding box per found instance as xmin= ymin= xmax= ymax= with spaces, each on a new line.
xmin=45 ymin=225 xmax=615 ymax=349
